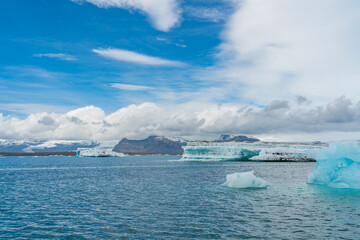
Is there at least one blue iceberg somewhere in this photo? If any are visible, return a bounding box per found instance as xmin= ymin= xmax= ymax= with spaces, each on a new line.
xmin=307 ymin=141 xmax=360 ymax=189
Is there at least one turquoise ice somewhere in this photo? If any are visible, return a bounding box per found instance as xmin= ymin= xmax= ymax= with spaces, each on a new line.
xmin=307 ymin=141 xmax=360 ymax=188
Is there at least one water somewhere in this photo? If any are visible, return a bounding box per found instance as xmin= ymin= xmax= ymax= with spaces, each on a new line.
xmin=0 ymin=156 xmax=359 ymax=239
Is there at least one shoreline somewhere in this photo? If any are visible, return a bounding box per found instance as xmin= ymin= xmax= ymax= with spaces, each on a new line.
xmin=124 ymin=152 xmax=183 ymax=156
xmin=0 ymin=152 xmax=183 ymax=156
xmin=0 ymin=152 xmax=77 ymax=156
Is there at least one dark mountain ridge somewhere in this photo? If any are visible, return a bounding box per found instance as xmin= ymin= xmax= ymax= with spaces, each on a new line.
xmin=112 ymin=136 xmax=186 ymax=154
xmin=112 ymin=134 xmax=260 ymax=154
xmin=215 ymin=134 xmax=260 ymax=142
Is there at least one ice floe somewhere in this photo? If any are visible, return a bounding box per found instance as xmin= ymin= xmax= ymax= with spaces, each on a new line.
xmin=222 ymin=171 xmax=269 ymax=189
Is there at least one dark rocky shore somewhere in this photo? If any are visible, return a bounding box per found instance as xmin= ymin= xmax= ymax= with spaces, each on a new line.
xmin=0 ymin=152 xmax=183 ymax=156
xmin=0 ymin=152 xmax=77 ymax=156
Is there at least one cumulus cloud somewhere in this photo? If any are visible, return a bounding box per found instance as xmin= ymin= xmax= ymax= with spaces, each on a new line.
xmin=216 ymin=0 xmax=360 ymax=104
xmin=33 ymin=53 xmax=77 ymax=61
xmin=71 ymin=0 xmax=181 ymax=31
xmin=2 ymin=97 xmax=360 ymax=141
xmin=296 ymin=96 xmax=311 ymax=105
xmin=92 ymin=48 xmax=184 ymax=66
xmin=264 ymin=100 xmax=289 ymax=112
xmin=323 ymin=96 xmax=354 ymax=123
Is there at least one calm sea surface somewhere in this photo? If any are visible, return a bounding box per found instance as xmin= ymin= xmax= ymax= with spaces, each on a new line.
xmin=0 ymin=155 xmax=359 ymax=239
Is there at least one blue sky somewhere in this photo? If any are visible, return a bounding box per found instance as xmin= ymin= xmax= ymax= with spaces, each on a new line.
xmin=2 ymin=0 xmax=360 ymax=141
xmin=0 ymin=0 xmax=231 ymax=115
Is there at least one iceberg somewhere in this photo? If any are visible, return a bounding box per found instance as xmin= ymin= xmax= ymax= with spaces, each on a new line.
xmin=76 ymin=148 xmax=126 ymax=157
xmin=250 ymin=148 xmax=313 ymax=161
xmin=222 ymin=171 xmax=269 ymax=189
xmin=181 ymin=141 xmax=323 ymax=161
xmin=181 ymin=142 xmax=260 ymax=161
xmin=307 ymin=141 xmax=360 ymax=189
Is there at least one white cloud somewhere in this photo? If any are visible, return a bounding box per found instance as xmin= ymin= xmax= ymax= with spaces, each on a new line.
xmin=216 ymin=0 xmax=360 ymax=104
xmin=175 ymin=43 xmax=186 ymax=48
xmin=92 ymin=48 xmax=184 ymax=66
xmin=66 ymin=105 xmax=105 ymax=123
xmin=156 ymin=37 xmax=167 ymax=42
xmin=156 ymin=37 xmax=186 ymax=48
xmin=111 ymin=83 xmax=153 ymax=91
xmin=2 ymin=98 xmax=360 ymax=141
xmin=33 ymin=53 xmax=77 ymax=61
xmin=185 ymin=6 xmax=227 ymax=22
xmin=72 ymin=0 xmax=181 ymax=31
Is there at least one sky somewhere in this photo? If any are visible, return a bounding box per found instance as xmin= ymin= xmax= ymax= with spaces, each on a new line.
xmin=1 ymin=0 xmax=360 ymax=142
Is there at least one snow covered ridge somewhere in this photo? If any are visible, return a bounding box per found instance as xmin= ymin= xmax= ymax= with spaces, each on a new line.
xmin=181 ymin=141 xmax=326 ymax=162
xmin=76 ymin=148 xmax=126 ymax=157
xmin=0 ymin=139 xmax=99 ymax=153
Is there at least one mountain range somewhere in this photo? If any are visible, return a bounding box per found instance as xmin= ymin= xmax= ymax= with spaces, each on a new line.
xmin=0 ymin=135 xmax=260 ymax=154
xmin=112 ymin=135 xmax=260 ymax=154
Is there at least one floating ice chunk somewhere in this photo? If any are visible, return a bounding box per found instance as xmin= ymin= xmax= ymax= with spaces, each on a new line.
xmin=76 ymin=148 xmax=126 ymax=157
xmin=222 ymin=171 xmax=269 ymax=189
xmin=307 ymin=141 xmax=360 ymax=189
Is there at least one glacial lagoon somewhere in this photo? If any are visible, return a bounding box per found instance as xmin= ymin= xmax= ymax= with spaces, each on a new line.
xmin=0 ymin=155 xmax=359 ymax=239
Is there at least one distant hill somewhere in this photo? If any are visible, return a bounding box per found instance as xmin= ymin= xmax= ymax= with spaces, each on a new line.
xmin=112 ymin=136 xmax=186 ymax=154
xmin=0 ymin=140 xmax=99 ymax=153
xmin=214 ymin=134 xmax=260 ymax=142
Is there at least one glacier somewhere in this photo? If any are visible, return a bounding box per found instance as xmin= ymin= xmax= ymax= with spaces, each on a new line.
xmin=181 ymin=141 xmax=324 ymax=162
xmin=76 ymin=148 xmax=126 ymax=157
xmin=307 ymin=141 xmax=360 ymax=189
xmin=222 ymin=171 xmax=269 ymax=189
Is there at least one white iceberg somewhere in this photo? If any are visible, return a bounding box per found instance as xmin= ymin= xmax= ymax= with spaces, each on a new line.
xmin=250 ymin=148 xmax=312 ymax=161
xmin=76 ymin=148 xmax=126 ymax=157
xmin=222 ymin=171 xmax=269 ymax=189
xmin=181 ymin=141 xmax=323 ymax=161
xmin=307 ymin=141 xmax=360 ymax=189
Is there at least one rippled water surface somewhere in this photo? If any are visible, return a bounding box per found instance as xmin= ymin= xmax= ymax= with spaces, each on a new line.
xmin=0 ymin=156 xmax=359 ymax=239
